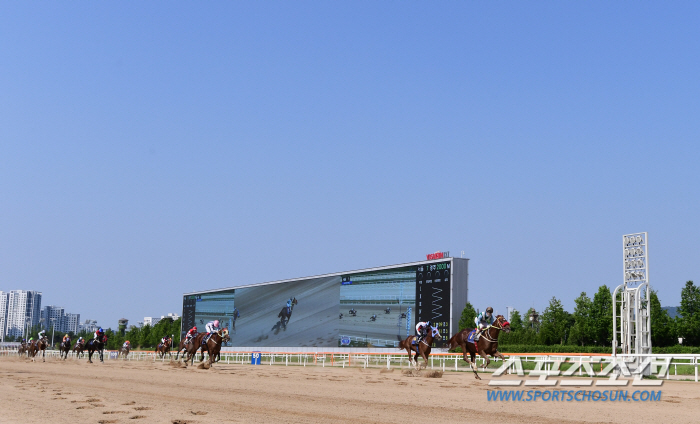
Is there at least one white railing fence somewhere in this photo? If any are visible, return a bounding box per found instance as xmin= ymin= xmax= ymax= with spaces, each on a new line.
xmin=1 ymin=348 xmax=697 ymax=382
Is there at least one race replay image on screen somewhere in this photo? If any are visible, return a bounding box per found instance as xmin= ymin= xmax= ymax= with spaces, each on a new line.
xmin=182 ymin=261 xmax=452 ymax=348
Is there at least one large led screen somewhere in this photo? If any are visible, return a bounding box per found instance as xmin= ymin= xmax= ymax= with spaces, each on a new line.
xmin=182 ymin=261 xmax=453 ymax=348
xmin=339 ymin=266 xmax=416 ymax=347
xmin=183 ymin=276 xmax=340 ymax=347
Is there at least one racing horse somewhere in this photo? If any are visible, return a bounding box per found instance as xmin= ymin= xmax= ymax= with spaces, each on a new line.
xmin=73 ymin=340 xmax=86 ymax=358
xmin=86 ymin=334 xmax=107 ymax=363
xmin=398 ymin=325 xmax=442 ymax=370
xmin=384 ymin=307 xmax=391 ymax=314
xmin=117 ymin=343 xmax=131 ymax=359
xmin=447 ymin=315 xmax=510 ymax=380
xmin=369 ymin=314 xmax=377 ymax=322
xmin=180 ymin=333 xmax=205 ymax=366
xmin=174 ymin=337 xmax=190 ymax=361
xmin=348 ymin=308 xmax=357 ymax=316
xmin=155 ymin=336 xmax=173 ymax=359
xmin=17 ymin=342 xmax=27 ymax=356
xmin=199 ymin=328 xmax=230 ymax=368
xmin=59 ymin=338 xmax=72 ymax=360
xmin=29 ymin=337 xmax=49 ymax=362
xmin=274 ymin=297 xmax=298 ymax=330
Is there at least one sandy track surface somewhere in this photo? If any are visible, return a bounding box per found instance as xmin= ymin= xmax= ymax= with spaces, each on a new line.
xmin=1 ymin=357 xmax=699 ymax=424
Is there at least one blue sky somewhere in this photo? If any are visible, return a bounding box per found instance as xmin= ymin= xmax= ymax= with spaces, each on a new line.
xmin=1 ymin=3 xmax=699 ymax=328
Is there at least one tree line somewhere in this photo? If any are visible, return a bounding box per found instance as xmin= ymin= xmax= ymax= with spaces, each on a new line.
xmin=457 ymin=280 xmax=700 ymax=349
xmin=15 ymin=318 xmax=182 ymax=351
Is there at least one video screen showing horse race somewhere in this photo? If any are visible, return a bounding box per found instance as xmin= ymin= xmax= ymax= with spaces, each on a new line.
xmin=339 ymin=267 xmax=417 ymax=347
xmin=183 ymin=276 xmax=341 ymax=347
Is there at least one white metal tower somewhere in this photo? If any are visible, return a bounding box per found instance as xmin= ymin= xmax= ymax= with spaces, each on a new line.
xmin=613 ymin=233 xmax=652 ymax=358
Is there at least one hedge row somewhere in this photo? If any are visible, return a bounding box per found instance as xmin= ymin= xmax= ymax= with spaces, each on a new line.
xmin=490 ymin=345 xmax=700 ymax=354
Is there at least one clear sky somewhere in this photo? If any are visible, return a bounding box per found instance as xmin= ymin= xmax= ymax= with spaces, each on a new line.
xmin=1 ymin=3 xmax=699 ymax=329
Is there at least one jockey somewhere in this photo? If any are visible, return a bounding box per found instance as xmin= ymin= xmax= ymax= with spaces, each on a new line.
xmin=185 ymin=326 xmax=198 ymax=344
xmin=474 ymin=307 xmax=495 ymax=338
xmin=77 ymin=336 xmax=84 ymax=344
xmin=123 ymin=341 xmax=130 ymax=348
xmin=205 ymin=320 xmax=220 ymax=334
xmin=37 ymin=330 xmax=47 ymax=340
xmin=415 ymin=321 xmax=431 ymax=344
xmin=21 ymin=338 xmax=26 ymax=344
xmin=62 ymin=334 xmax=70 ymax=344
xmin=286 ymin=299 xmax=292 ymax=314
xmin=204 ymin=320 xmax=219 ymax=343
xmin=94 ymin=327 xmax=104 ymax=341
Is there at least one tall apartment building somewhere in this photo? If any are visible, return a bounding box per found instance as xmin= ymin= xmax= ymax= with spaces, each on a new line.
xmin=64 ymin=313 xmax=80 ymax=333
xmin=0 ymin=292 xmax=8 ymax=341
xmin=4 ymin=290 xmax=42 ymax=338
xmin=42 ymin=305 xmax=65 ymax=332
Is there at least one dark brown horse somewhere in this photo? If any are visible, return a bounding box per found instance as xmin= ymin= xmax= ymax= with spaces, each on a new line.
xmin=59 ymin=338 xmax=72 ymax=360
xmin=174 ymin=335 xmax=196 ymax=362
xmin=199 ymin=328 xmax=230 ymax=367
xmin=86 ymin=335 xmax=107 ymax=363
xmin=398 ymin=325 xmax=442 ymax=370
xmin=29 ymin=337 xmax=49 ymax=362
xmin=17 ymin=342 xmax=27 ymax=356
xmin=181 ymin=333 xmax=205 ymax=366
xmin=447 ymin=315 xmax=510 ymax=379
xmin=73 ymin=340 xmax=86 ymax=358
xmin=155 ymin=336 xmax=173 ymax=359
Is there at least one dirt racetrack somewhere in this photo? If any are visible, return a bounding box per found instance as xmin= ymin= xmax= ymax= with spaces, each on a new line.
xmin=1 ymin=356 xmax=699 ymax=424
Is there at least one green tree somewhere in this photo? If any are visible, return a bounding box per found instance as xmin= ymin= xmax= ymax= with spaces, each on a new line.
xmin=139 ymin=324 xmax=152 ymax=348
xmin=678 ymin=281 xmax=700 ymax=345
xmin=539 ymin=297 xmax=570 ymax=345
xmin=458 ymin=302 xmax=477 ymax=330
xmin=650 ymin=290 xmax=675 ymax=347
xmin=570 ymin=292 xmax=594 ymax=346
xmin=591 ymin=285 xmax=613 ymax=347
xmin=509 ymin=309 xmax=524 ymax=332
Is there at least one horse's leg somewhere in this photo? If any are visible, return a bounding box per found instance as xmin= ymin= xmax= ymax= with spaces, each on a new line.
xmin=461 ymin=342 xmax=470 ymax=363
xmin=493 ymin=350 xmax=506 ymax=361
xmin=470 ymin=352 xmax=481 ymax=380
xmin=419 ymin=348 xmax=430 ymax=370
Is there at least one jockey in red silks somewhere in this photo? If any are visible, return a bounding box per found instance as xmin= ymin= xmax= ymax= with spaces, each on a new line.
xmin=185 ymin=326 xmax=198 ymax=345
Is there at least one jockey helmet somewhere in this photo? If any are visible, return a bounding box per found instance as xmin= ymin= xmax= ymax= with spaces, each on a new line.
xmin=486 ymin=307 xmax=493 ymax=313
xmin=99 ymin=327 xmax=103 ymax=332
xmin=126 ymin=340 xmax=129 ymax=344
xmin=214 ymin=320 xmax=220 ymax=327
